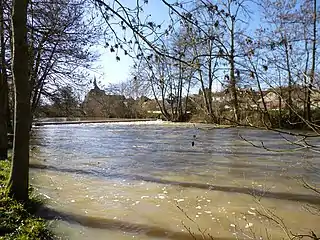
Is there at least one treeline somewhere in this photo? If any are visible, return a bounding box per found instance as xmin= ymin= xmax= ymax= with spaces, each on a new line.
xmin=113 ymin=0 xmax=319 ymax=128
xmin=35 ymin=84 xmax=149 ymax=119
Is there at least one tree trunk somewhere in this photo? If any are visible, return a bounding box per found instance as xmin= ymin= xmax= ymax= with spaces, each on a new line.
xmin=307 ymin=0 xmax=317 ymax=122
xmin=198 ymin=69 xmax=212 ymax=121
xmin=207 ymin=48 xmax=214 ymax=122
xmin=177 ymin=61 xmax=183 ymax=121
xmin=303 ymin=26 xmax=310 ymax=120
xmin=7 ymin=0 xmax=30 ymax=202
xmin=277 ymin=68 xmax=282 ymax=128
xmin=0 ymin=0 xmax=8 ymax=160
xmin=255 ymin=69 xmax=271 ymax=126
xmin=184 ymin=76 xmax=191 ymax=116
xmin=230 ymin=18 xmax=239 ymax=122
xmin=284 ymin=37 xmax=293 ymax=121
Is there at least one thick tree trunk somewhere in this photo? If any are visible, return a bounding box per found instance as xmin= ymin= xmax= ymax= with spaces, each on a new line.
xmin=0 ymin=0 xmax=7 ymax=160
xmin=7 ymin=0 xmax=30 ymax=202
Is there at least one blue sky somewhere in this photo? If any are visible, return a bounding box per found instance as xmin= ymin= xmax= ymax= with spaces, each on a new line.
xmin=94 ymin=0 xmax=262 ymax=90
xmin=94 ymin=1 xmax=171 ymax=87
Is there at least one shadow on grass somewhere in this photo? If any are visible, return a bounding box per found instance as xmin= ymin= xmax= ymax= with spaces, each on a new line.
xmin=30 ymin=163 xmax=320 ymax=206
xmin=38 ymin=207 xmax=233 ymax=240
xmin=0 ymin=160 xmax=54 ymax=239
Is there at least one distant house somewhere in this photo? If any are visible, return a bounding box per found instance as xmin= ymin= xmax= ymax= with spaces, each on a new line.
xmin=211 ymin=88 xmax=258 ymax=110
xmin=310 ymin=90 xmax=320 ymax=109
xmin=257 ymin=91 xmax=281 ymax=110
xmin=256 ymin=86 xmax=320 ymax=110
xmin=211 ymin=90 xmax=232 ymax=110
xmin=212 ymin=91 xmax=231 ymax=102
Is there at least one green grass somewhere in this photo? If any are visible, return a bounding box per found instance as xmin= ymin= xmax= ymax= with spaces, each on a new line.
xmin=0 ymin=160 xmax=54 ymax=240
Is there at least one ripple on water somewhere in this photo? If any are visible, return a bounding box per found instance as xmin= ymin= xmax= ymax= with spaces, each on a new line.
xmin=30 ymin=122 xmax=320 ymax=240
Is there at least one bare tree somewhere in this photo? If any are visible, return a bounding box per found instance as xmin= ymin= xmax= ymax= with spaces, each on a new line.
xmin=28 ymin=0 xmax=101 ymax=122
xmin=306 ymin=0 xmax=317 ymax=122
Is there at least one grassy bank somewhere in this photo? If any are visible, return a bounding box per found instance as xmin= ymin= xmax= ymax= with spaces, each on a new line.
xmin=0 ymin=160 xmax=54 ymax=240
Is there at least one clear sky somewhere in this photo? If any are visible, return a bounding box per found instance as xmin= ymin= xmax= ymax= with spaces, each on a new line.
xmin=94 ymin=0 xmax=261 ymax=90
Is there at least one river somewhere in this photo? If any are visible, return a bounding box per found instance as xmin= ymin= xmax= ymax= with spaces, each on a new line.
xmin=29 ymin=121 xmax=320 ymax=240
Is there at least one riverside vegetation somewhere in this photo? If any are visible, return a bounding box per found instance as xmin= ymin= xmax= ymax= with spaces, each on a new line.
xmin=0 ymin=160 xmax=53 ymax=240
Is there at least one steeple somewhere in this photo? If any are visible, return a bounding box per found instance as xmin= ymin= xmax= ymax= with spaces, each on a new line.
xmin=93 ymin=76 xmax=99 ymax=90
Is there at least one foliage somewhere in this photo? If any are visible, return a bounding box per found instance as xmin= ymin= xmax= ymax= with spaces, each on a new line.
xmin=43 ymin=85 xmax=82 ymax=117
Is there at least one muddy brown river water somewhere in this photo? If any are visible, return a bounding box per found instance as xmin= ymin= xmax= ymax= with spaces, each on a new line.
xmin=29 ymin=121 xmax=320 ymax=239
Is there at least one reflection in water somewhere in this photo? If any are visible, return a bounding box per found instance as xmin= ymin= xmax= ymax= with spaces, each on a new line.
xmin=30 ymin=122 xmax=320 ymax=239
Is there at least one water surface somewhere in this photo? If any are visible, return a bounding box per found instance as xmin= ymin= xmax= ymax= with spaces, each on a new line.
xmin=30 ymin=122 xmax=320 ymax=239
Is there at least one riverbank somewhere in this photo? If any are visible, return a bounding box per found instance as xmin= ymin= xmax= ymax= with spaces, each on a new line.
xmin=0 ymin=160 xmax=54 ymax=240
